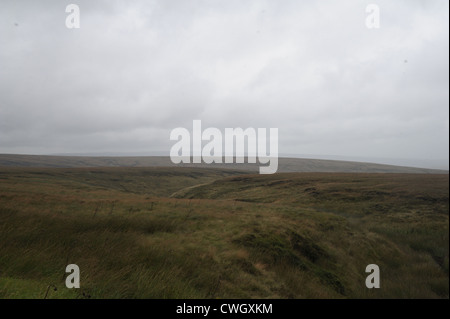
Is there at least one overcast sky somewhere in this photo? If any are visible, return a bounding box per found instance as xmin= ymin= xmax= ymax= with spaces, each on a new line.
xmin=0 ymin=0 xmax=448 ymax=169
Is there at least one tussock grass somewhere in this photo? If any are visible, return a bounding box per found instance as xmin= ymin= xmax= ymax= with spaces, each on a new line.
xmin=0 ymin=168 xmax=448 ymax=298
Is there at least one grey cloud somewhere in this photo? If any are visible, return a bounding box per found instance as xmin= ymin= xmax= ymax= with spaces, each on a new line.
xmin=0 ymin=0 xmax=448 ymax=168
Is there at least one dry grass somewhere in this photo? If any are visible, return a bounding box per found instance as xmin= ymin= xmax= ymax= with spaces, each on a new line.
xmin=0 ymin=168 xmax=448 ymax=298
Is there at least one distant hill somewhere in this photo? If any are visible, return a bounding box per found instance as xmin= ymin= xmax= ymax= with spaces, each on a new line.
xmin=0 ymin=154 xmax=447 ymax=174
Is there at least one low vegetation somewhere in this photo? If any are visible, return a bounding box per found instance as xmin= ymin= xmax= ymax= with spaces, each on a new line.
xmin=0 ymin=167 xmax=448 ymax=298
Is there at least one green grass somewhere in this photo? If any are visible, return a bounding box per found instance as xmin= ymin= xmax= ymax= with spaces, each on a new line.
xmin=0 ymin=168 xmax=448 ymax=298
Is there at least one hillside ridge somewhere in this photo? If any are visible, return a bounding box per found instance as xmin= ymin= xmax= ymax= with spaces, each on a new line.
xmin=0 ymin=154 xmax=447 ymax=174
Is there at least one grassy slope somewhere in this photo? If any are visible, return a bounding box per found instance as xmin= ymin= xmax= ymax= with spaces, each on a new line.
xmin=0 ymin=154 xmax=447 ymax=174
xmin=0 ymin=168 xmax=448 ymax=298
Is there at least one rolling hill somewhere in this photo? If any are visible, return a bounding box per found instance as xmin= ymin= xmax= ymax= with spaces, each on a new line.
xmin=0 ymin=166 xmax=448 ymax=298
xmin=0 ymin=154 xmax=447 ymax=174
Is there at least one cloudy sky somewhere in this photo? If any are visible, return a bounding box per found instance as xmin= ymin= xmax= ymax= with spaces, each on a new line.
xmin=0 ymin=0 xmax=448 ymax=169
